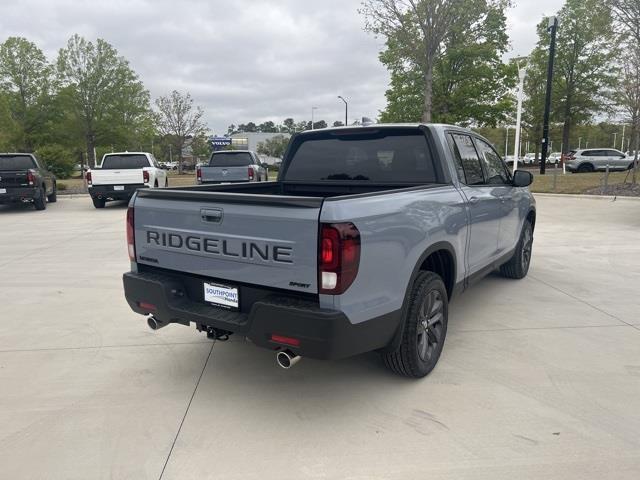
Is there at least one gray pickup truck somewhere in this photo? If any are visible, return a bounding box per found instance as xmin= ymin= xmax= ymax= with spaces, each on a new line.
xmin=197 ymin=150 xmax=266 ymax=184
xmin=123 ymin=124 xmax=536 ymax=378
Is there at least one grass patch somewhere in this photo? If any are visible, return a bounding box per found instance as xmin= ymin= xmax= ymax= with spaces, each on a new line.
xmin=530 ymin=170 xmax=635 ymax=194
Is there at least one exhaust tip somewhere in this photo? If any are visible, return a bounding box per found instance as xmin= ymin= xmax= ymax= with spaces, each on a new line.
xmin=147 ymin=316 xmax=166 ymax=331
xmin=276 ymin=350 xmax=301 ymax=369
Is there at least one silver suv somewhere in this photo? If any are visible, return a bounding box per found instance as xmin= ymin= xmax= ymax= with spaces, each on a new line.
xmin=565 ymin=148 xmax=632 ymax=173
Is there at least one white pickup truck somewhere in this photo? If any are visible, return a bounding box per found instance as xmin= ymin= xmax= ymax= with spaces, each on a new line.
xmin=87 ymin=152 xmax=168 ymax=208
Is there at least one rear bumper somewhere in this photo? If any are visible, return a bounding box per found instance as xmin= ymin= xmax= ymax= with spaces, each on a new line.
xmin=0 ymin=186 xmax=40 ymax=203
xmin=123 ymin=270 xmax=400 ymax=360
xmin=89 ymin=184 xmax=148 ymax=200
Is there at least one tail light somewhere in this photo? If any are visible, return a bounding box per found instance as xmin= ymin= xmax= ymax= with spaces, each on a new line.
xmin=248 ymin=167 xmax=254 ymax=181
xmin=318 ymin=223 xmax=360 ymax=294
xmin=27 ymin=170 xmax=35 ymax=186
xmin=126 ymin=206 xmax=136 ymax=261
xmin=86 ymin=171 xmax=92 ymax=186
xmin=143 ymin=170 xmax=150 ymax=184
xmin=196 ymin=166 xmax=202 ymax=184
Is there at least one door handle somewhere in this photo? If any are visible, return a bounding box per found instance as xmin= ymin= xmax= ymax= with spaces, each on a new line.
xmin=201 ymin=208 xmax=223 ymax=223
xmin=468 ymin=196 xmax=479 ymax=205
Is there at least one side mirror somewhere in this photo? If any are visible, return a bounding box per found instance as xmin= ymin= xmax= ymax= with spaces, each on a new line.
xmin=513 ymin=170 xmax=533 ymax=187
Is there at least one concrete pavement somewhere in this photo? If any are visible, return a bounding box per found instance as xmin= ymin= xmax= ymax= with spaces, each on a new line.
xmin=0 ymin=195 xmax=639 ymax=479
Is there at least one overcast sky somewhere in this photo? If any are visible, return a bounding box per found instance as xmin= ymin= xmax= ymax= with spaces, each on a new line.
xmin=0 ymin=0 xmax=562 ymax=134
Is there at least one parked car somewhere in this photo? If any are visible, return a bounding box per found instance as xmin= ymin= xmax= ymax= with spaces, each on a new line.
xmin=196 ymin=150 xmax=267 ymax=184
xmin=547 ymin=152 xmax=561 ymax=164
xmin=0 ymin=153 xmax=57 ymax=210
xmin=122 ymin=124 xmax=536 ymax=378
xmin=523 ymin=153 xmax=537 ymax=165
xmin=564 ymin=148 xmax=633 ymax=173
xmin=86 ymin=152 xmax=168 ymax=208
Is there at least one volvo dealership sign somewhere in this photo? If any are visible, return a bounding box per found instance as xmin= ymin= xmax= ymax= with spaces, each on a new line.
xmin=210 ymin=136 xmax=232 ymax=150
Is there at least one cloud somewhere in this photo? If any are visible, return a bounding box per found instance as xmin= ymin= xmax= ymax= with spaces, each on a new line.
xmin=0 ymin=0 xmax=563 ymax=133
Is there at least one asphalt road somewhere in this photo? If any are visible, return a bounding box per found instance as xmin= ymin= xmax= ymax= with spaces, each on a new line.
xmin=1 ymin=195 xmax=639 ymax=480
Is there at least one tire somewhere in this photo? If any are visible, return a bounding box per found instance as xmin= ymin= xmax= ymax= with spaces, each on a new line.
xmin=165 ymin=178 xmax=169 ymax=188
xmin=382 ymin=271 xmax=448 ymax=378
xmin=577 ymin=163 xmax=594 ymax=173
xmin=92 ymin=197 xmax=106 ymax=209
xmin=47 ymin=182 xmax=57 ymax=203
xmin=33 ymin=187 xmax=46 ymax=210
xmin=500 ymin=220 xmax=533 ymax=279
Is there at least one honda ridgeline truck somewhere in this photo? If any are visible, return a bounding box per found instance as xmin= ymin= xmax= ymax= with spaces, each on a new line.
xmin=87 ymin=152 xmax=168 ymax=208
xmin=197 ymin=150 xmax=267 ymax=184
xmin=123 ymin=124 xmax=536 ymax=378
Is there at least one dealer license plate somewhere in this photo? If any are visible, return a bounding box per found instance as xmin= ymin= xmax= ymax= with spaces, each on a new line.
xmin=0 ymin=188 xmax=6 ymax=194
xmin=114 ymin=185 xmax=125 ymax=191
xmin=204 ymin=282 xmax=239 ymax=310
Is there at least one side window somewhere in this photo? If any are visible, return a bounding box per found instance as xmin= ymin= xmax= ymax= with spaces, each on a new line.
xmin=475 ymin=138 xmax=510 ymax=185
xmin=448 ymin=133 xmax=484 ymax=185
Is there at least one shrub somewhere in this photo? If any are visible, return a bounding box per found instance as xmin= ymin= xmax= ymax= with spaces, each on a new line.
xmin=36 ymin=144 xmax=76 ymax=179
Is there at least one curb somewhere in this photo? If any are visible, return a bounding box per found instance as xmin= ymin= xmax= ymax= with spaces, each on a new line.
xmin=533 ymin=192 xmax=640 ymax=201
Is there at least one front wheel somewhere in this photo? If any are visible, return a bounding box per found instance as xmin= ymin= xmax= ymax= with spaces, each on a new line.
xmin=500 ymin=220 xmax=533 ymax=279
xmin=382 ymin=271 xmax=448 ymax=378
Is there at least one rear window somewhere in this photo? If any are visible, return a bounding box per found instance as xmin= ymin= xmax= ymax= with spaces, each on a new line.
xmin=101 ymin=155 xmax=149 ymax=169
xmin=209 ymin=152 xmax=253 ymax=167
xmin=0 ymin=155 xmax=36 ymax=171
xmin=284 ymin=129 xmax=438 ymax=183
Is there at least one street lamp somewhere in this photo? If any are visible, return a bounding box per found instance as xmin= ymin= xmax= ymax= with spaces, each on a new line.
xmin=337 ymin=96 xmax=348 ymax=126
xmin=513 ymin=66 xmax=527 ymax=173
xmin=578 ymin=137 xmax=582 ymax=149
xmin=311 ymin=106 xmax=318 ymax=130
xmin=613 ymin=132 xmax=618 ymax=149
xmin=540 ymin=16 xmax=558 ymax=175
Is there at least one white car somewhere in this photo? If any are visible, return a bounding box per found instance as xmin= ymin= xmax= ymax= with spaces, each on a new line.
xmin=565 ymin=148 xmax=633 ymax=173
xmin=86 ymin=152 xmax=168 ymax=208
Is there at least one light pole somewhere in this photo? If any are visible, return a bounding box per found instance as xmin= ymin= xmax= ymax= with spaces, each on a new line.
xmin=620 ymin=124 xmax=625 ymax=151
xmin=513 ymin=66 xmax=527 ymax=173
xmin=540 ymin=16 xmax=558 ymax=175
xmin=613 ymin=132 xmax=618 ymax=148
xmin=505 ymin=126 xmax=510 ymax=158
xmin=337 ymin=96 xmax=348 ymax=126
xmin=311 ymin=106 xmax=318 ymax=130
xmin=578 ymin=137 xmax=582 ymax=149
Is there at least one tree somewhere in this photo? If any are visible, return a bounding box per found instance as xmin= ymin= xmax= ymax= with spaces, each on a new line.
xmin=0 ymin=37 xmax=54 ymax=151
xmin=333 ymin=121 xmax=345 ymax=127
xmin=609 ymin=0 xmax=640 ymax=183
xmin=57 ymin=34 xmax=149 ymax=167
xmin=283 ymin=118 xmax=296 ymax=133
xmin=553 ymin=0 xmax=617 ymax=154
xmin=313 ymin=120 xmax=328 ymax=129
xmin=257 ymin=134 xmax=290 ymax=159
xmin=154 ymin=90 xmax=206 ymax=174
xmin=258 ymin=121 xmax=277 ymax=132
xmin=361 ymin=0 xmax=476 ymax=122
xmin=368 ymin=0 xmax=514 ymax=126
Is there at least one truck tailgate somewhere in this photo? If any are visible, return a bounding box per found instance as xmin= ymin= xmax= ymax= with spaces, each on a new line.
xmin=200 ymin=166 xmax=249 ymax=182
xmin=92 ymin=169 xmax=143 ymax=185
xmin=0 ymin=171 xmax=28 ymax=187
xmin=133 ymin=192 xmax=322 ymax=293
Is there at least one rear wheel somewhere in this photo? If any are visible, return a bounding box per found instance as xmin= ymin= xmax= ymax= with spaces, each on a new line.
xmin=92 ymin=197 xmax=105 ymax=209
xmin=500 ymin=220 xmax=533 ymax=279
xmin=34 ymin=187 xmax=46 ymax=210
xmin=577 ymin=163 xmax=594 ymax=173
xmin=47 ymin=182 xmax=57 ymax=203
xmin=382 ymin=271 xmax=448 ymax=378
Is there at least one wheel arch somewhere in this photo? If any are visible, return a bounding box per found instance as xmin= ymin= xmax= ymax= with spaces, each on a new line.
xmin=381 ymin=241 xmax=457 ymax=354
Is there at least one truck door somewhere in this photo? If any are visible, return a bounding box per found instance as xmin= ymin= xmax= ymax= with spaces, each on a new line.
xmin=473 ymin=137 xmax=521 ymax=255
xmin=447 ymin=133 xmax=501 ymax=275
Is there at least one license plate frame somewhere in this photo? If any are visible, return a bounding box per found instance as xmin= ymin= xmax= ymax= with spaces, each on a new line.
xmin=203 ymin=282 xmax=239 ymax=310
